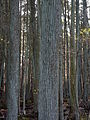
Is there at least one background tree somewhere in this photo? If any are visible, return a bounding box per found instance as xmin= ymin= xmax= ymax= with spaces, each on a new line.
xmin=76 ymin=0 xmax=80 ymax=119
xmin=70 ymin=0 xmax=76 ymax=110
xmin=83 ymin=0 xmax=88 ymax=102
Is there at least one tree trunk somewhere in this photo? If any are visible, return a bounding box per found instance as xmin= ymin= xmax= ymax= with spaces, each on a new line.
xmin=30 ymin=0 xmax=39 ymax=111
xmin=67 ymin=0 xmax=71 ymax=103
xmin=70 ymin=0 xmax=76 ymax=111
xmin=76 ymin=0 xmax=80 ymax=119
xmin=6 ymin=0 xmax=20 ymax=119
xmin=83 ymin=0 xmax=88 ymax=102
xmin=38 ymin=0 xmax=62 ymax=120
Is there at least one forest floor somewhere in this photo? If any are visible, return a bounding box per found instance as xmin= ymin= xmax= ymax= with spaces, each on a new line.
xmin=0 ymin=95 xmax=90 ymax=120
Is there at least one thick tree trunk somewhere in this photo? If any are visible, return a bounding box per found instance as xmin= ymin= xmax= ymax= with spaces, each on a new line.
xmin=38 ymin=0 xmax=62 ymax=120
xmin=6 ymin=0 xmax=20 ymax=119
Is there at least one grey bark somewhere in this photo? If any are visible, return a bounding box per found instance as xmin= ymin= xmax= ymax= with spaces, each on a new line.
xmin=38 ymin=0 xmax=62 ymax=120
xmin=6 ymin=0 xmax=20 ymax=119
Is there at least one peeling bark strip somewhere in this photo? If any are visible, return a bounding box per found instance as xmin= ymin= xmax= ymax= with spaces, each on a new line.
xmin=7 ymin=0 xmax=20 ymax=120
xmin=38 ymin=0 xmax=62 ymax=120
